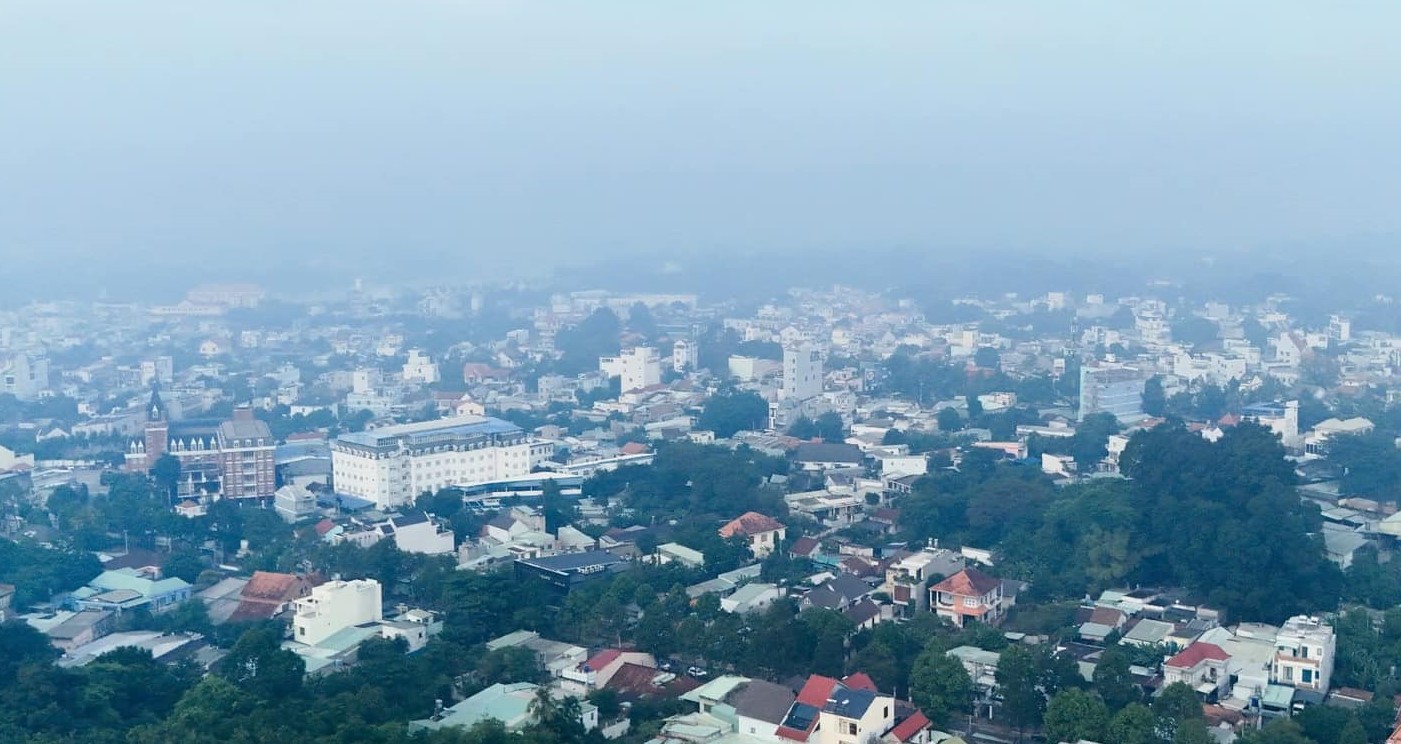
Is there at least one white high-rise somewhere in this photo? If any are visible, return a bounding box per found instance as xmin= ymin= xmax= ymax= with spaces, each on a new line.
xmin=599 ymin=347 xmax=662 ymax=392
xmin=293 ymin=579 xmax=382 ymax=646
xmin=672 ymin=340 xmax=699 ymax=372
xmin=782 ymin=345 xmax=822 ymax=401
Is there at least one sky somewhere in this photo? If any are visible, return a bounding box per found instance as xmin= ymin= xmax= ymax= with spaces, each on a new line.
xmin=2 ymin=1 xmax=1399 ymax=297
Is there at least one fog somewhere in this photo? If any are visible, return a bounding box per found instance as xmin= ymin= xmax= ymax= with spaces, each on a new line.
xmin=2 ymin=1 xmax=1399 ymax=298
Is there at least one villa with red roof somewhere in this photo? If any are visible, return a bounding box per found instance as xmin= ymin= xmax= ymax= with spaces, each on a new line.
xmin=562 ymin=648 xmax=656 ymax=693
xmin=719 ymin=511 xmax=787 ymax=558
xmin=1164 ymin=642 xmax=1231 ymax=699
xmin=772 ymin=674 xmax=932 ymax=744
xmin=929 ymin=567 xmax=1008 ymax=628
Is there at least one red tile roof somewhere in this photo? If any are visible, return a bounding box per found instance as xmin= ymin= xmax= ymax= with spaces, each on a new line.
xmin=790 ymin=537 xmax=821 ymax=556
xmin=842 ymin=673 xmax=878 ymax=692
xmin=719 ymin=511 xmax=785 ymax=538
xmin=930 ymin=567 xmax=1001 ymax=597
xmin=888 ymin=711 xmax=931 ymax=742
xmin=621 ymin=442 xmax=650 ymax=456
xmin=794 ymin=675 xmax=840 ymax=707
xmin=313 ymin=518 xmax=337 ymax=536
xmin=1166 ymin=642 xmax=1230 ymax=669
xmin=241 ymin=571 xmax=304 ymax=602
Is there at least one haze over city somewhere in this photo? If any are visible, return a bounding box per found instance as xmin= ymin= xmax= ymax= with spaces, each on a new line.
xmin=4 ymin=1 xmax=1401 ymax=300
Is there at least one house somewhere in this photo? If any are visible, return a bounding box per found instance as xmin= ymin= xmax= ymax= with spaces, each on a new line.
xmin=292 ymin=578 xmax=383 ymax=647
xmin=486 ymin=630 xmax=589 ymax=683
xmin=929 ymin=568 xmax=1007 ymax=628
xmin=947 ymin=646 xmax=1001 ymax=690
xmin=1272 ymin=615 xmax=1335 ymax=693
xmin=790 ymin=536 xmax=822 ymax=560
xmin=1078 ymin=606 xmax=1128 ymax=644
xmin=71 ymin=568 xmax=192 ymax=615
xmin=1164 ymin=642 xmax=1231 ymax=699
xmin=794 ymin=442 xmax=866 ymax=471
xmin=802 ymin=574 xmax=876 ymax=612
xmin=719 ymin=511 xmax=787 ymax=559
xmin=884 ymin=548 xmax=966 ymax=618
xmin=228 ymin=571 xmax=318 ymax=623
xmin=410 ymin=682 xmax=598 ymax=734
xmin=605 ymin=662 xmax=702 ymax=701
xmin=730 ymin=680 xmax=799 ymax=739
xmin=334 ymin=511 xmax=456 ymax=555
xmin=721 ymin=583 xmax=783 ymax=615
xmin=44 ymin=609 xmax=117 ymax=652
xmin=1321 ymin=527 xmax=1369 ymax=570
xmin=562 ymin=649 xmax=656 ymax=694
xmin=1121 ymin=618 xmax=1175 ymax=648
xmin=274 ymin=484 xmax=319 ymax=523
xmin=817 ymin=686 xmax=896 ymax=744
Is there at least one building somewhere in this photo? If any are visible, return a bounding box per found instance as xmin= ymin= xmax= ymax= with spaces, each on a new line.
xmin=883 ymin=548 xmax=965 ymax=618
xmin=783 ymin=345 xmax=823 ymax=401
xmin=672 ymin=339 xmax=699 ymax=372
xmin=718 ymin=511 xmax=787 ymax=559
xmin=1329 ymin=314 xmax=1352 ymax=344
xmin=44 ymin=610 xmax=117 ymax=652
xmin=1163 ymin=642 xmax=1231 ymax=699
xmin=0 ymin=352 xmax=49 ymax=401
xmin=274 ymin=484 xmax=319 ymax=523
xmin=410 ymin=682 xmax=598 ymax=735
xmin=599 ymin=347 xmax=662 ymax=393
xmin=126 ymin=389 xmax=276 ymax=499
xmin=1272 ymin=615 xmax=1335 ymax=693
xmin=401 ymin=349 xmax=440 ymax=384
xmin=330 ymin=416 xmax=554 ymax=509
xmin=293 ymin=578 xmax=383 ymax=647
xmin=1078 ymin=364 xmax=1148 ymax=423
xmin=333 ymin=512 xmax=456 ymax=555
xmin=514 ymin=551 xmax=629 ymax=594
xmin=929 ymin=567 xmax=1007 ymax=628
xmin=0 ymin=583 xmax=13 ymax=622
xmin=817 ymin=686 xmax=896 ymax=744
xmin=71 ymin=568 xmax=192 ymax=615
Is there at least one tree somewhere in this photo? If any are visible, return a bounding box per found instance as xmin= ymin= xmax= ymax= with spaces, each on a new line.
xmin=974 ymin=346 xmax=1001 ymax=370
xmin=218 ymin=624 xmax=305 ymax=699
xmin=1142 ymin=376 xmax=1166 ymax=417
xmin=1152 ymin=681 xmax=1204 ymax=726
xmin=477 ymin=646 xmax=544 ymax=685
xmin=1339 ymin=717 xmax=1367 ymax=744
xmin=909 ymin=646 xmax=972 ymax=728
xmin=994 ymin=645 xmax=1047 ymax=732
xmin=814 ymin=412 xmax=846 ymax=442
xmin=1107 ymin=703 xmax=1159 ymax=744
xmin=1092 ymin=645 xmax=1140 ymax=712
xmin=162 ymin=550 xmax=204 ymax=585
xmin=937 ymin=407 xmax=964 ymax=433
xmin=1328 ymin=430 xmax=1401 ymax=500
xmin=1043 ymin=689 xmax=1109 ymax=744
xmin=788 ymin=417 xmax=818 ymax=439
xmin=1172 ymin=316 xmax=1219 ymax=348
xmin=151 ymin=454 xmax=182 ymax=502
xmin=700 ymin=391 xmax=769 ymax=438
xmin=1240 ymin=718 xmax=1314 ymax=744
xmin=1173 ymin=718 xmax=1217 ymax=744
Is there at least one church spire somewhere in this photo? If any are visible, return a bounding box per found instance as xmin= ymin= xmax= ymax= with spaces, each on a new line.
xmin=148 ymin=383 xmax=166 ymax=423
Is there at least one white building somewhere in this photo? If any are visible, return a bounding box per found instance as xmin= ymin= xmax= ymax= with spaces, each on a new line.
xmin=599 ymin=347 xmax=661 ymax=393
xmin=783 ymin=345 xmax=823 ymax=401
xmin=331 ymin=417 xmax=554 ymax=509
xmin=0 ymin=352 xmax=49 ymax=401
xmin=293 ymin=579 xmax=383 ymax=647
xmin=401 ymin=349 xmax=440 ymax=384
xmin=672 ymin=339 xmax=699 ymax=373
xmin=1272 ymin=615 xmax=1335 ymax=693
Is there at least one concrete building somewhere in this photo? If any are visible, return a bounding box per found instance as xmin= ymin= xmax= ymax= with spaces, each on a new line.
xmin=718 ymin=511 xmax=786 ymax=559
xmin=783 ymin=345 xmax=823 ymax=401
xmin=599 ymin=347 xmax=662 ymax=393
xmin=1078 ymin=364 xmax=1147 ymax=423
xmin=401 ymin=349 xmax=440 ymax=384
xmin=71 ymin=568 xmax=192 ymax=615
xmin=672 ymin=339 xmax=699 ymax=373
xmin=126 ymin=389 xmax=276 ymax=499
xmin=0 ymin=352 xmax=49 ymax=400
xmin=410 ymin=682 xmax=598 ymax=735
xmin=293 ymin=578 xmax=383 ymax=647
xmin=330 ymin=416 xmax=554 ymax=509
xmin=1272 ymin=615 xmax=1335 ymax=693
xmin=274 ymin=484 xmax=319 ymax=523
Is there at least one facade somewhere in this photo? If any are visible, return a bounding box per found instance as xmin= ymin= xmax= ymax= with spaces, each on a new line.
xmin=1164 ymin=642 xmax=1231 ymax=698
xmin=293 ymin=578 xmax=383 ymax=647
xmin=816 ymin=687 xmax=896 ymax=744
xmin=1078 ymin=364 xmax=1148 ymax=422
xmin=883 ymin=548 xmax=965 ymax=618
xmin=514 ymin=551 xmax=629 ymax=594
xmin=401 ymin=349 xmax=440 ymax=384
xmin=274 ymin=484 xmax=319 ymax=523
xmin=127 ymin=389 xmax=276 ymax=499
xmin=783 ymin=344 xmax=823 ymax=401
xmin=599 ymin=347 xmax=662 ymax=393
xmin=333 ymin=512 xmax=456 ymax=555
xmin=1272 ymin=615 xmax=1335 ymax=693
xmin=330 ymin=416 xmax=554 ymax=509
xmin=929 ymin=567 xmax=1006 ymax=628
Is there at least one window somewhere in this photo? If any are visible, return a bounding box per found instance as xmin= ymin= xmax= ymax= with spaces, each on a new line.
xmin=1283 ymin=666 xmax=1293 ymax=682
xmin=1300 ymin=646 xmax=1309 ymax=659
xmin=963 ymin=597 xmax=979 ymax=608
xmin=846 ymin=722 xmax=858 ymax=736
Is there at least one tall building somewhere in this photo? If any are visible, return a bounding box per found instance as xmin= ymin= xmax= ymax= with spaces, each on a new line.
xmin=401 ymin=349 xmax=440 ymax=384
xmin=1272 ymin=615 xmax=1335 ymax=693
xmin=330 ymin=417 xmax=554 ymax=509
xmin=672 ymin=339 xmax=699 ymax=373
xmin=126 ymin=388 xmax=276 ymax=499
xmin=783 ymin=345 xmax=823 ymax=401
xmin=0 ymin=352 xmax=49 ymax=401
xmin=1078 ymin=364 xmax=1148 ymax=423
xmin=293 ymin=578 xmax=382 ymax=647
xmin=599 ymin=347 xmax=661 ymax=393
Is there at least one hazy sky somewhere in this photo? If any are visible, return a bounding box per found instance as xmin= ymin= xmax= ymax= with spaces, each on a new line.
xmin=2 ymin=1 xmax=1399 ymax=294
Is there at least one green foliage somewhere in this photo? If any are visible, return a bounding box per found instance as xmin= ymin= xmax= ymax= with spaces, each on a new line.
xmin=1142 ymin=375 xmax=1166 ymax=417
xmin=994 ymin=644 xmax=1082 ymax=731
xmin=1338 ymin=716 xmax=1368 ymax=744
xmin=1239 ymin=718 xmax=1315 ymax=744
xmin=1172 ymin=316 xmax=1220 ymax=348
xmin=163 ymin=549 xmax=205 ymax=584
xmin=218 ymin=624 xmax=306 ymax=699
xmin=477 ymin=646 xmax=545 ymax=686
xmin=1043 ymin=689 xmax=1109 ymax=744
xmin=582 ymin=441 xmax=785 ymax=523
xmin=1327 ymin=430 xmax=1401 ymax=500
xmin=1093 ymin=644 xmax=1141 ymax=712
xmin=937 ymin=407 xmax=964 ymax=433
xmin=1107 ymin=702 xmax=1159 ymax=744
xmin=554 ymin=308 xmax=622 ymax=375
xmin=908 ymin=646 xmax=972 ymax=728
xmin=0 ymin=539 xmax=102 ymax=609
xmin=699 ymin=391 xmax=769 ymax=438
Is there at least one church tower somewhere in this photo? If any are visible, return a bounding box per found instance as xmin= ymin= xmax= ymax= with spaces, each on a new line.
xmin=143 ymin=384 xmax=169 ymax=467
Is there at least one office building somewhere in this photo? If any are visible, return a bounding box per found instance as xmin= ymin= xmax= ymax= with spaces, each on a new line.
xmin=599 ymin=347 xmax=661 ymax=393
xmin=1078 ymin=364 xmax=1148 ymax=423
xmin=331 ymin=416 xmax=554 ymax=509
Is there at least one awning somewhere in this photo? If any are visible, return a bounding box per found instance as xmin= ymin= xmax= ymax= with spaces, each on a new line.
xmin=1196 ymin=683 xmax=1218 ymax=695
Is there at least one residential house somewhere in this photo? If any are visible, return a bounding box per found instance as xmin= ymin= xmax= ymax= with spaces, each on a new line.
xmin=1163 ymin=642 xmax=1231 ymax=699
xmin=657 ymin=542 xmax=706 ymax=569
xmin=274 ymin=484 xmax=319 ymax=523
xmin=292 ymin=578 xmax=383 ymax=647
xmin=721 ymin=583 xmax=783 ymax=615
xmin=947 ymin=646 xmax=1000 ymax=691
xmin=929 ymin=567 xmax=1008 ymax=628
xmin=719 ymin=512 xmax=787 ymax=559
xmin=801 ymin=574 xmax=876 ymax=613
xmin=44 ymin=610 xmax=117 ymax=652
xmin=793 ymin=442 xmax=866 ymax=472
xmin=228 ymin=571 xmax=317 ymax=623
xmin=561 ymin=649 xmax=656 ymax=695
xmin=816 ymin=686 xmax=896 ymax=744
xmin=334 ymin=511 xmax=456 ymax=556
xmin=884 ymin=547 xmax=965 ymax=618
xmin=1272 ymin=615 xmax=1335 ymax=693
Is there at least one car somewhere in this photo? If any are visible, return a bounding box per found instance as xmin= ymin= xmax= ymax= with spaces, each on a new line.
xmin=658 ymin=660 xmax=674 ymax=672
xmin=687 ymin=666 xmax=708 ymax=678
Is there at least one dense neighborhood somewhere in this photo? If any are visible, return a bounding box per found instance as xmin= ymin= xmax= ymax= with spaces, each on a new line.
xmin=6 ymin=281 xmax=1401 ymax=744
